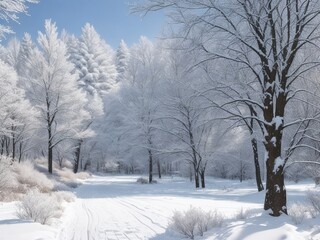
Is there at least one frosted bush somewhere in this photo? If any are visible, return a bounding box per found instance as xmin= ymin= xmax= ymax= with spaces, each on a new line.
xmin=169 ymin=206 xmax=223 ymax=239
xmin=307 ymin=190 xmax=320 ymax=215
xmin=197 ymin=209 xmax=223 ymax=236
xmin=234 ymin=207 xmax=257 ymax=220
xmin=58 ymin=167 xmax=77 ymax=180
xmin=17 ymin=189 xmax=61 ymax=225
xmin=55 ymin=168 xmax=84 ymax=188
xmin=0 ymin=159 xmax=13 ymax=191
xmin=76 ymin=171 xmax=91 ymax=180
xmin=288 ymin=202 xmax=307 ymax=225
xmin=13 ymin=161 xmax=53 ymax=193
xmin=137 ymin=177 xmax=148 ymax=184
xmin=53 ymin=191 xmax=75 ymax=203
xmin=0 ymin=158 xmax=17 ymax=200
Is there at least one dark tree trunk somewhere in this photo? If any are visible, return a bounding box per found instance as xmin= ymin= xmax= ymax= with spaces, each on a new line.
xmin=48 ymin=144 xmax=53 ymax=174
xmin=200 ymin=171 xmax=205 ymax=188
xmin=73 ymin=140 xmax=82 ymax=173
xmin=5 ymin=137 xmax=10 ymax=157
xmin=148 ymin=149 xmax=153 ymax=183
xmin=263 ymin=76 xmax=287 ymax=216
xmin=48 ymin=124 xmax=53 ymax=174
xmin=194 ymin=169 xmax=200 ymax=188
xmin=157 ymin=159 xmax=161 ymax=179
xmin=1 ymin=138 xmax=4 ymax=155
xmin=18 ymin=142 xmax=23 ymax=163
xmin=12 ymin=132 xmax=15 ymax=161
xmin=251 ymin=137 xmax=264 ymax=191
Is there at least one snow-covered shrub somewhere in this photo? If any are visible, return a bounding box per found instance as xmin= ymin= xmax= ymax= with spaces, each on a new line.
xmin=288 ymin=202 xmax=307 ymax=225
xmin=307 ymin=190 xmax=320 ymax=215
xmin=197 ymin=209 xmax=223 ymax=236
xmin=234 ymin=207 xmax=257 ymax=220
xmin=53 ymin=191 xmax=75 ymax=203
xmin=169 ymin=206 xmax=223 ymax=239
xmin=55 ymin=167 xmax=81 ymax=188
xmin=137 ymin=177 xmax=148 ymax=184
xmin=17 ymin=189 xmax=61 ymax=225
xmin=0 ymin=158 xmax=17 ymax=201
xmin=13 ymin=161 xmax=53 ymax=193
xmin=76 ymin=171 xmax=91 ymax=180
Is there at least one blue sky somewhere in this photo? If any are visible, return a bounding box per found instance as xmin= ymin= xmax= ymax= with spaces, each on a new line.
xmin=7 ymin=0 xmax=166 ymax=48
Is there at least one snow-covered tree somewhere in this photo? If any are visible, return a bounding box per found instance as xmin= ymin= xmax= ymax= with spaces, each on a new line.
xmin=116 ymin=39 xmax=130 ymax=83
xmin=104 ymin=37 xmax=164 ymax=182
xmin=137 ymin=0 xmax=320 ymax=216
xmin=0 ymin=59 xmax=38 ymax=161
xmin=73 ymin=23 xmax=117 ymax=96
xmin=25 ymin=20 xmax=91 ymax=173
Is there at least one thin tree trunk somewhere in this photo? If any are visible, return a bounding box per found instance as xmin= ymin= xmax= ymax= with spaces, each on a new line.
xmin=5 ymin=137 xmax=10 ymax=157
xmin=157 ymin=159 xmax=161 ymax=179
xmin=18 ymin=142 xmax=23 ymax=163
xmin=48 ymin=143 xmax=53 ymax=174
xmin=200 ymin=171 xmax=205 ymax=188
xmin=148 ymin=149 xmax=153 ymax=183
xmin=12 ymin=133 xmax=15 ymax=161
xmin=48 ymin=124 xmax=53 ymax=174
xmin=194 ymin=168 xmax=200 ymax=188
xmin=73 ymin=140 xmax=82 ymax=173
xmin=251 ymin=137 xmax=264 ymax=191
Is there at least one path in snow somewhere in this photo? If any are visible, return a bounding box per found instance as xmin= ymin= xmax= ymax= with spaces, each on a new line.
xmin=56 ymin=176 xmax=263 ymax=240
xmin=57 ymin=176 xmax=172 ymax=240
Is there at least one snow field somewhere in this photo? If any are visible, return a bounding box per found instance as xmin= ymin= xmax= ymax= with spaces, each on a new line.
xmin=1 ymin=175 xmax=320 ymax=240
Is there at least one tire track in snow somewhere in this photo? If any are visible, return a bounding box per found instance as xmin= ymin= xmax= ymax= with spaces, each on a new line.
xmin=116 ymin=198 xmax=168 ymax=229
xmin=57 ymin=177 xmax=170 ymax=240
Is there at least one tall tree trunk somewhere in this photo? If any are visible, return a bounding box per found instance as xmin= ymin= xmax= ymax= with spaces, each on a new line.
xmin=18 ymin=142 xmax=23 ymax=163
xmin=251 ymin=137 xmax=264 ymax=191
xmin=200 ymin=171 xmax=205 ymax=188
xmin=1 ymin=138 xmax=4 ymax=155
xmin=264 ymin=144 xmax=286 ymax=216
xmin=157 ymin=159 xmax=161 ymax=179
xmin=12 ymin=133 xmax=15 ymax=161
xmin=48 ymin=126 xmax=53 ymax=174
xmin=5 ymin=137 xmax=10 ymax=157
xmin=148 ymin=149 xmax=153 ymax=183
xmin=263 ymin=81 xmax=287 ymax=216
xmin=73 ymin=140 xmax=82 ymax=173
xmin=194 ymin=168 xmax=200 ymax=188
xmin=48 ymin=143 xmax=53 ymax=174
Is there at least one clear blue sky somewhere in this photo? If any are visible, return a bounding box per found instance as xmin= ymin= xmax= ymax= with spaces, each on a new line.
xmin=7 ymin=0 xmax=166 ymax=48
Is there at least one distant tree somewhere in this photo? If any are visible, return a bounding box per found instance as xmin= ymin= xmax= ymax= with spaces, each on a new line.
xmin=17 ymin=33 xmax=35 ymax=77
xmin=105 ymin=37 xmax=164 ymax=182
xmin=116 ymin=39 xmax=130 ymax=83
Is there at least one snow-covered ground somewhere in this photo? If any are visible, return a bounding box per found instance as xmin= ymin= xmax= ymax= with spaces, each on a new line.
xmin=1 ymin=175 xmax=320 ymax=240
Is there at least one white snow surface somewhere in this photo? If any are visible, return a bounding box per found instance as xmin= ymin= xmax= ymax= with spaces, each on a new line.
xmin=1 ymin=175 xmax=320 ymax=240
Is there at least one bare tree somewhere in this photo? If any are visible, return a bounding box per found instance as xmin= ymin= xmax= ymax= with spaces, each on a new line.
xmin=136 ymin=0 xmax=320 ymax=216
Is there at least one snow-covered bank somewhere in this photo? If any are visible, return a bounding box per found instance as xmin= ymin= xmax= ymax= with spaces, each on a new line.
xmin=0 ymin=202 xmax=56 ymax=240
xmin=1 ymin=175 xmax=320 ymax=240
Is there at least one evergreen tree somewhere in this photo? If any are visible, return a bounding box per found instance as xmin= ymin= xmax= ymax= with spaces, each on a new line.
xmin=115 ymin=39 xmax=130 ymax=83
